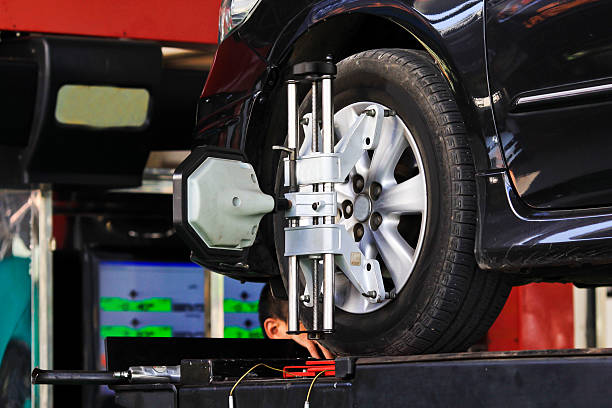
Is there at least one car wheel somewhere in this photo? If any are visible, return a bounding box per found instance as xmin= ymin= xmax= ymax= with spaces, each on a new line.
xmin=274 ymin=48 xmax=511 ymax=355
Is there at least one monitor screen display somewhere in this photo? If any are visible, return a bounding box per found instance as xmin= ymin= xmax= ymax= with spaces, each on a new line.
xmin=223 ymin=277 xmax=265 ymax=338
xmin=97 ymin=260 xmax=204 ymax=369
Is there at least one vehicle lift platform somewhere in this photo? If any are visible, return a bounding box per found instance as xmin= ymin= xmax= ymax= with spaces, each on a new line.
xmin=32 ymin=337 xmax=612 ymax=407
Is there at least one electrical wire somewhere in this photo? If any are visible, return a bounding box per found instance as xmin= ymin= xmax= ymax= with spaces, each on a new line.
xmin=229 ymin=363 xmax=300 ymax=396
xmin=305 ymin=370 xmax=329 ymax=402
xmin=229 ymin=363 xmax=331 ymax=408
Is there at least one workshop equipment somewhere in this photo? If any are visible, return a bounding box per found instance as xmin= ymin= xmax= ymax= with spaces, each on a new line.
xmin=174 ymin=59 xmax=392 ymax=337
xmin=31 ymin=338 xmax=612 ymax=408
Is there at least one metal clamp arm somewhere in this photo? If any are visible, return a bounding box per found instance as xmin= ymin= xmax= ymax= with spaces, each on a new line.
xmin=284 ymin=224 xmax=386 ymax=303
xmin=283 ymin=104 xmax=385 ymax=186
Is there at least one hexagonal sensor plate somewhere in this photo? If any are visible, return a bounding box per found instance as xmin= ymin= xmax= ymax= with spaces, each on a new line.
xmin=187 ymin=157 xmax=274 ymax=250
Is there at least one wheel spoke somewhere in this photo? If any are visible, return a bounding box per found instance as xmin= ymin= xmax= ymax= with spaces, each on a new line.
xmin=334 ymin=106 xmax=359 ymax=142
xmin=372 ymin=221 xmax=415 ymax=287
xmin=367 ymin=119 xmax=408 ymax=186
xmin=340 ymin=216 xmax=358 ymax=231
xmin=335 ymin=181 xmax=355 ymax=203
xmin=359 ymin=227 xmax=378 ymax=259
xmin=354 ymin=152 xmax=371 ymax=178
xmin=374 ymin=173 xmax=426 ymax=215
xmin=339 ymin=284 xmax=370 ymax=313
xmin=311 ymin=101 xmax=427 ymax=314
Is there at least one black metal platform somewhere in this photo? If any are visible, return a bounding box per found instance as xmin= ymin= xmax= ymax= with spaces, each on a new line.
xmin=109 ymin=346 xmax=612 ymax=408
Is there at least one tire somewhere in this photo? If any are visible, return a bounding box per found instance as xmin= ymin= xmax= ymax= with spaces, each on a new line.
xmin=274 ymin=48 xmax=510 ymax=355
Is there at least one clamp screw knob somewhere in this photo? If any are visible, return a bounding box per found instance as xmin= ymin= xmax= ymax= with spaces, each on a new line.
xmin=363 ymin=291 xmax=377 ymax=299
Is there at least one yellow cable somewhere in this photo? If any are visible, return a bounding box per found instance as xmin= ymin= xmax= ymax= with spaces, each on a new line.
xmin=229 ymin=363 xmax=300 ymax=396
xmin=305 ymin=370 xmax=328 ymax=402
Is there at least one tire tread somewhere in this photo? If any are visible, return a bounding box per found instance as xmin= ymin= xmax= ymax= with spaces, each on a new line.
xmin=341 ymin=48 xmax=509 ymax=355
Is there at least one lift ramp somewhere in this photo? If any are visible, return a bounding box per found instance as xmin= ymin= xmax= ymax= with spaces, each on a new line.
xmin=32 ymin=338 xmax=612 ymax=407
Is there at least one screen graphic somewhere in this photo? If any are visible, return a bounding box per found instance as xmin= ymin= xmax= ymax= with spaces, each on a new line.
xmin=98 ymin=261 xmax=205 ymax=368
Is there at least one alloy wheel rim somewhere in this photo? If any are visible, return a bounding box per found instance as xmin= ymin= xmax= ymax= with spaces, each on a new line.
xmin=299 ymin=101 xmax=428 ymax=314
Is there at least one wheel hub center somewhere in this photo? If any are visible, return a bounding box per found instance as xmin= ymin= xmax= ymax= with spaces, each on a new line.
xmin=353 ymin=194 xmax=372 ymax=222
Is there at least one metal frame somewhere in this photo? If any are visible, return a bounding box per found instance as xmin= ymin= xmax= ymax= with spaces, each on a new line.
xmin=283 ymin=105 xmax=385 ymax=186
xmin=285 ymin=225 xmax=385 ymax=303
xmin=282 ymin=65 xmax=390 ymax=336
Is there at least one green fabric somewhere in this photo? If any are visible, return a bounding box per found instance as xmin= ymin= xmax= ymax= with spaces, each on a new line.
xmin=0 ymin=257 xmax=31 ymax=364
xmin=12 ymin=307 xmax=31 ymax=345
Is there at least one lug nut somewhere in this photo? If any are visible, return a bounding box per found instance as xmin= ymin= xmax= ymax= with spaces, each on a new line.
xmin=370 ymin=212 xmax=383 ymax=231
xmin=370 ymin=182 xmax=382 ymax=200
xmin=354 ymin=223 xmax=364 ymax=241
xmin=342 ymin=200 xmax=353 ymax=218
xmin=353 ymin=174 xmax=365 ymax=193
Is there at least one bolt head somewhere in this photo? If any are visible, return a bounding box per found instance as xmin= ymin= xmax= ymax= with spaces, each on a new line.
xmin=342 ymin=200 xmax=353 ymax=218
xmin=353 ymin=175 xmax=365 ymax=193
xmin=353 ymin=223 xmax=364 ymax=241
xmin=370 ymin=182 xmax=382 ymax=200
xmin=370 ymin=212 xmax=383 ymax=230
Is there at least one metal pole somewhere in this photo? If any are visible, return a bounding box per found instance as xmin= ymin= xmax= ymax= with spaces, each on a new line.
xmin=311 ymin=81 xmax=318 ymax=153
xmin=321 ymin=76 xmax=334 ymax=154
xmin=209 ymin=271 xmax=225 ymax=338
xmin=31 ymin=186 xmax=54 ymax=408
xmin=310 ymin=80 xmax=320 ymax=334
xmin=321 ymin=75 xmax=335 ymax=332
xmin=287 ymin=80 xmax=300 ymax=334
xmin=312 ymin=259 xmax=319 ymax=333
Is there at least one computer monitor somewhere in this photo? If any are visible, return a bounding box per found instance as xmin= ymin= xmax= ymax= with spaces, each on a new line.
xmin=96 ymin=260 xmax=205 ymax=370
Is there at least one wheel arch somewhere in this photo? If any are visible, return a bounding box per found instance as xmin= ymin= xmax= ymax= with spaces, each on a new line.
xmin=257 ymin=8 xmax=490 ymax=182
xmin=245 ymin=5 xmax=494 ymax=279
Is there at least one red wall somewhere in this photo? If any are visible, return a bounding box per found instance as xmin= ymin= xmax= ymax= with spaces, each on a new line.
xmin=0 ymin=0 xmax=221 ymax=44
xmin=487 ymin=283 xmax=574 ymax=351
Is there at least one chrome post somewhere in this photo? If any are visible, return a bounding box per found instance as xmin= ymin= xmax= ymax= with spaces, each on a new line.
xmin=321 ymin=74 xmax=335 ymax=332
xmin=311 ymin=81 xmax=318 ymax=153
xmin=287 ymin=80 xmax=299 ymax=334
xmin=286 ymin=59 xmax=337 ymax=337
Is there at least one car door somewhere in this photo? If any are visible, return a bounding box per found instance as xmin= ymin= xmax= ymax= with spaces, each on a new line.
xmin=486 ymin=0 xmax=612 ymax=209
